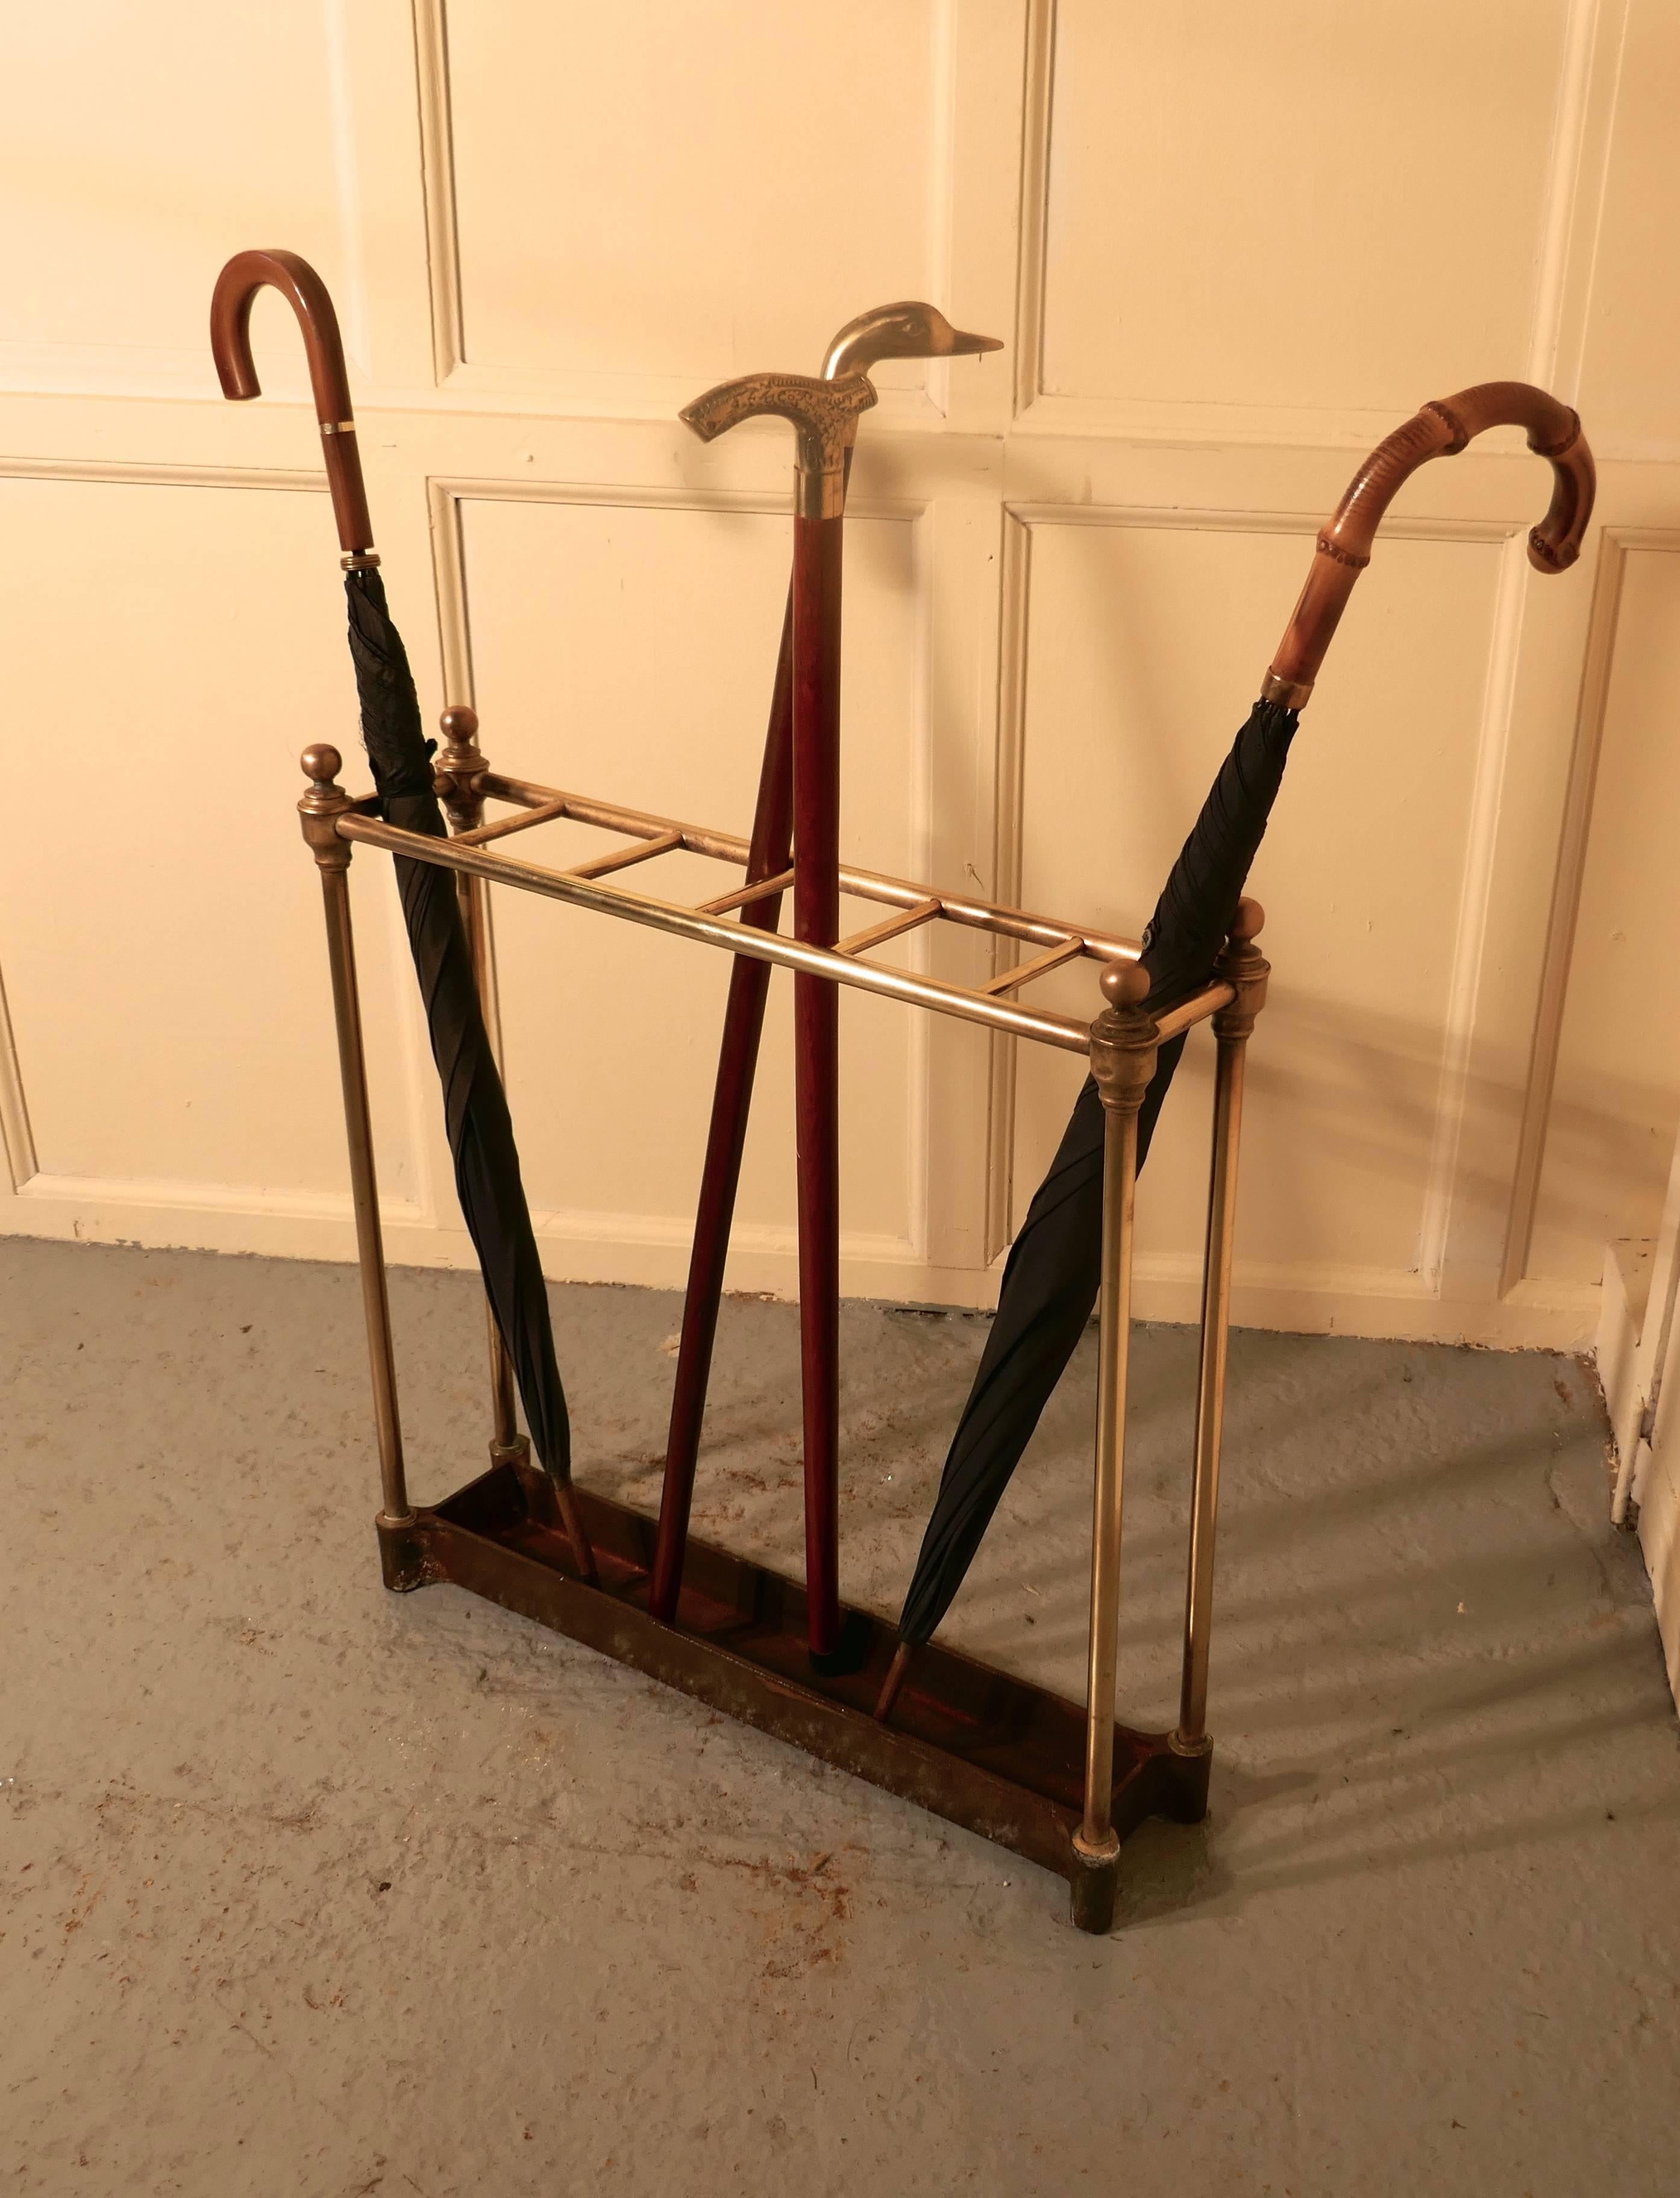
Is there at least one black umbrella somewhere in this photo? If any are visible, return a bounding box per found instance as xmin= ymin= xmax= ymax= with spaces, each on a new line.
xmin=211 ymin=249 xmax=593 ymax=1578
xmin=886 ymin=381 xmax=1595 ymax=1681
xmin=895 ymin=696 xmax=1296 ymax=1650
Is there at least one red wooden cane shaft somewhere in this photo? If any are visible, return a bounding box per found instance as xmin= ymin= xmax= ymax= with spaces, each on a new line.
xmin=792 ymin=515 xmax=844 ymax=1656
xmin=650 ymin=600 xmax=795 ymax=1621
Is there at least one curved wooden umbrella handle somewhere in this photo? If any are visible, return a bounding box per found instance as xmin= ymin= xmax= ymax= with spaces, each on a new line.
xmin=210 ymin=248 xmax=375 ymax=561
xmin=1266 ymin=381 xmax=1595 ymax=706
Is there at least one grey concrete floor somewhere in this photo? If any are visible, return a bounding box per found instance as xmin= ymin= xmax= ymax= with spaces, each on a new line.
xmin=4 ymin=1238 xmax=1678 ymax=2197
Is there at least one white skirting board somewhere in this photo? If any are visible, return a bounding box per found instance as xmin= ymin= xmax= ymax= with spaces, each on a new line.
xmin=1596 ymin=1237 xmax=1680 ymax=1703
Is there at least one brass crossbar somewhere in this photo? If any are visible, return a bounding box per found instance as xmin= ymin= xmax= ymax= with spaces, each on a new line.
xmin=337 ymin=802 xmax=1235 ymax=1052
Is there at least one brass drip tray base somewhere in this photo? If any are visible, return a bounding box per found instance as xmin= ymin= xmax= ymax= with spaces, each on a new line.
xmin=378 ymin=1462 xmax=1211 ymax=1932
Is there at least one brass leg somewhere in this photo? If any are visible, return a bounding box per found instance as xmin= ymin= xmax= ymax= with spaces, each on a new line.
xmin=1174 ymin=1036 xmax=1244 ymax=1752
xmin=1071 ymin=965 xmax=1159 ymax=1926
xmin=437 ymin=709 xmax=523 ymax=1461
xmin=1174 ymin=900 xmax=1268 ymax=1756
xmin=1079 ymin=1099 xmax=1139 ymax=1850
xmin=299 ymin=745 xmax=410 ymax=1526
xmin=459 ymin=873 xmax=522 ymax=1456
xmin=435 ymin=713 xmax=597 ymax=1582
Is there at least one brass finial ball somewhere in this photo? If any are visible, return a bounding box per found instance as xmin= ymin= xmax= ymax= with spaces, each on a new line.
xmin=300 ymin=744 xmax=342 ymax=786
xmin=1100 ymin=960 xmax=1152 ymax=1009
xmin=1230 ymin=897 xmax=1265 ymax=943
xmin=439 ymin=704 xmax=479 ymax=747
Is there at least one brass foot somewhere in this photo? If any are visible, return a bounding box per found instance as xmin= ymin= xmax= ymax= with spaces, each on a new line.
xmin=1068 ymin=1829 xmax=1121 ymax=1935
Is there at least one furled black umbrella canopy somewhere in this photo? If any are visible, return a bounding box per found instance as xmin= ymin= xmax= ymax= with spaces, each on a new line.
xmin=210 ymin=249 xmax=591 ymax=1575
xmin=343 ymin=568 xmax=578 ymax=1501
xmin=897 ymin=696 xmax=1297 ymax=1647
xmin=892 ymin=383 xmax=1596 ymax=1662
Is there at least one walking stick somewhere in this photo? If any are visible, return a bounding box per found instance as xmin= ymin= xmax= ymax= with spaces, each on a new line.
xmin=650 ymin=307 xmax=1000 ymax=1631
xmin=677 ymin=368 xmax=877 ymax=1664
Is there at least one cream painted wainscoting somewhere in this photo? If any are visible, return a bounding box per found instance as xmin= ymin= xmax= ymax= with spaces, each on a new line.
xmin=3 ymin=0 xmax=1679 ymax=1351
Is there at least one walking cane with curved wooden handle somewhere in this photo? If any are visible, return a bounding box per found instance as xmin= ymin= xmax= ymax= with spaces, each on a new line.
xmin=1264 ymin=380 xmax=1595 ymax=708
xmin=210 ymin=248 xmax=376 ymax=563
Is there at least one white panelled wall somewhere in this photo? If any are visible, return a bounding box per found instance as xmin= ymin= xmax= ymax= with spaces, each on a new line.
xmin=4 ymin=0 xmax=1679 ymax=1354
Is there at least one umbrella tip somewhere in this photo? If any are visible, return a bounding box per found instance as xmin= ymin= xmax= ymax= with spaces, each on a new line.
xmin=1100 ymin=960 xmax=1152 ymax=1010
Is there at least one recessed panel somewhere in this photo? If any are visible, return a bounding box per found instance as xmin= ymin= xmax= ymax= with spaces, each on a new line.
xmin=1039 ymin=0 xmax=1568 ymax=415
xmin=445 ymin=1 xmax=939 ymax=386
xmin=0 ymin=4 xmax=349 ymax=384
xmin=0 ymin=473 xmax=414 ymax=1198
xmin=456 ymin=494 xmax=923 ymax=1245
xmin=1010 ymin=516 xmax=1504 ymax=1274
xmin=1576 ymin=4 xmax=1680 ymax=451
xmin=1529 ymin=548 xmax=1680 ymax=1283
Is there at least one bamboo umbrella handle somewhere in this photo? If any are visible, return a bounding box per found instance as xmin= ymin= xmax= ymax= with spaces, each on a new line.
xmin=1266 ymin=381 xmax=1595 ymax=707
xmin=210 ymin=248 xmax=376 ymax=562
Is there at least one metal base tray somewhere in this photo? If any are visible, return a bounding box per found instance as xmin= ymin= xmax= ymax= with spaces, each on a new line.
xmin=377 ymin=1460 xmax=1212 ymax=1932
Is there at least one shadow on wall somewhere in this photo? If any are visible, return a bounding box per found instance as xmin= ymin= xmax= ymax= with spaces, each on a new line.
xmin=1008 ymin=975 xmax=1680 ymax=1285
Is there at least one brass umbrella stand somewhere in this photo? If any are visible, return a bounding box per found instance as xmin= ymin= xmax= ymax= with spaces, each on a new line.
xmin=223 ymin=252 xmax=1592 ymax=1935
xmin=293 ymin=734 xmax=1247 ymax=1935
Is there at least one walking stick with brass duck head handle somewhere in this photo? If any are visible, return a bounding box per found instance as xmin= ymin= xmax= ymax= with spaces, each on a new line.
xmin=821 ymin=299 xmax=1003 ymax=381
xmin=210 ymin=248 xmax=376 ymax=565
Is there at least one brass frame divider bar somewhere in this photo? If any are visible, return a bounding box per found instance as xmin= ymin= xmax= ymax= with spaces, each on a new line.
xmin=566 ymin=828 xmax=683 ymax=880
xmin=458 ymin=796 xmax=572 ymax=847
xmin=339 ymin=813 xmax=1109 ymax=1053
xmin=838 ymin=897 xmax=942 ymax=957
xmin=697 ymin=867 xmax=797 ymax=916
xmin=1155 ymin=982 xmax=1236 ymax=1044
xmin=982 ymin=937 xmax=1085 ymax=995
xmin=476 ymin=772 xmax=1145 ymax=962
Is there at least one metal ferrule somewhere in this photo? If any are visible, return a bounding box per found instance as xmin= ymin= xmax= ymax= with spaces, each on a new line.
xmin=797 ymin=462 xmax=848 ymax=521
xmin=1261 ymin=669 xmax=1312 ymax=711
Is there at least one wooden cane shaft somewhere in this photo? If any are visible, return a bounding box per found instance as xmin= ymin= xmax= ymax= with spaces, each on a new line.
xmin=792 ymin=514 xmax=844 ymax=1656
xmin=651 ymin=599 xmax=795 ymax=1621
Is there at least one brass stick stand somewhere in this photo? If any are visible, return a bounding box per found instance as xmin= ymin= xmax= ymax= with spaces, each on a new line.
xmin=297 ymin=732 xmax=1269 ymax=1933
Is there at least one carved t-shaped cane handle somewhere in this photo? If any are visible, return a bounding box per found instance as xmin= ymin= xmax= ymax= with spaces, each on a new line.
xmin=680 ymin=371 xmax=877 ymax=518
